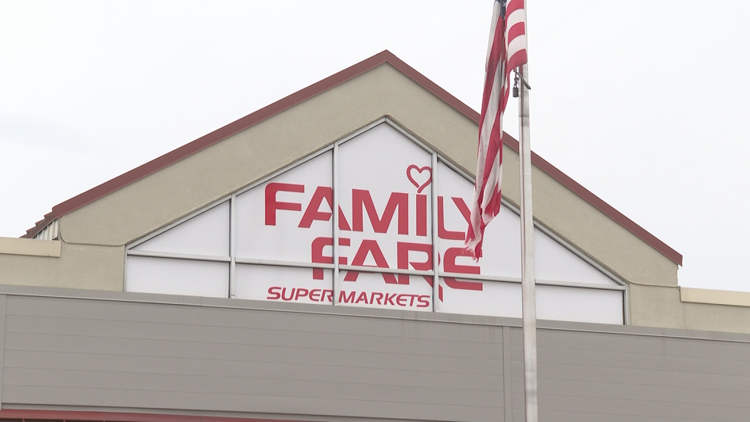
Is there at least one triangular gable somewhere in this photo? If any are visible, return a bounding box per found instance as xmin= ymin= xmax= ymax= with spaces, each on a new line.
xmin=126 ymin=120 xmax=624 ymax=324
xmin=23 ymin=50 xmax=681 ymax=270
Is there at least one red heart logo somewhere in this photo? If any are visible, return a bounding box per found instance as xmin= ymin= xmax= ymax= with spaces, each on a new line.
xmin=406 ymin=164 xmax=432 ymax=193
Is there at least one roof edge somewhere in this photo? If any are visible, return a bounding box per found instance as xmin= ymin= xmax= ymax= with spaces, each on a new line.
xmin=502 ymin=135 xmax=683 ymax=266
xmin=20 ymin=50 xmax=682 ymax=266
xmin=23 ymin=50 xmax=399 ymax=238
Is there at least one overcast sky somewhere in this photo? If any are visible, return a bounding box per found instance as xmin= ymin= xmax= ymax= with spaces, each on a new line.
xmin=1 ymin=1 xmax=748 ymax=291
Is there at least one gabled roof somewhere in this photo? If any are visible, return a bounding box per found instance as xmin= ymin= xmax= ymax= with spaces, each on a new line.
xmin=21 ymin=50 xmax=683 ymax=266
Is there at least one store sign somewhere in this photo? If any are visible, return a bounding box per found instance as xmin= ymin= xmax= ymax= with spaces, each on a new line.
xmin=129 ymin=122 xmax=624 ymax=324
xmin=258 ymin=170 xmax=473 ymax=309
xmin=230 ymin=123 xmax=622 ymax=323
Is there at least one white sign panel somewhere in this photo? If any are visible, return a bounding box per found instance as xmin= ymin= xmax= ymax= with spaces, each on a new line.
xmin=235 ymin=150 xmax=333 ymax=263
xmin=133 ymin=201 xmax=230 ymax=257
xmin=127 ymin=256 xmax=229 ymax=298
xmin=127 ymin=121 xmax=624 ymax=324
xmin=234 ymin=264 xmax=332 ymax=304
xmin=335 ymin=124 xmax=434 ymax=311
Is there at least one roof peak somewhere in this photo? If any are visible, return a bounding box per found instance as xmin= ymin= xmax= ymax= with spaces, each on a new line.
xmin=20 ymin=50 xmax=682 ymax=266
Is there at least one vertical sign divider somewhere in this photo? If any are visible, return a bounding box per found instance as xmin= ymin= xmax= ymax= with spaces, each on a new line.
xmin=332 ymin=143 xmax=340 ymax=305
xmin=431 ymin=153 xmax=440 ymax=312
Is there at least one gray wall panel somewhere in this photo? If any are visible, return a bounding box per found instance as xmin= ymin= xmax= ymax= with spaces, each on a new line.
xmin=507 ymin=326 xmax=525 ymax=422
xmin=0 ymin=295 xmax=6 ymax=407
xmin=2 ymin=291 xmax=750 ymax=422
xmin=534 ymin=327 xmax=750 ymax=421
xmin=2 ymin=295 xmax=505 ymax=422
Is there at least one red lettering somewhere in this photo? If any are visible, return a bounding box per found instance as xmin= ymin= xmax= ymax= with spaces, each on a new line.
xmin=294 ymin=288 xmax=309 ymax=301
xmin=269 ymin=287 xmax=349 ymax=301
xmin=299 ymin=186 xmax=332 ymax=228
xmin=311 ymin=237 xmax=331 ymax=281
xmin=265 ymin=183 xmax=303 ymax=226
xmin=453 ymin=197 xmax=472 ymax=226
xmin=309 ymin=289 xmax=321 ymax=302
xmin=344 ymin=240 xmax=397 ymax=284
xmin=444 ymin=278 xmax=483 ymax=291
xmin=442 ymin=247 xmax=483 ymax=292
xmin=397 ymin=241 xmax=432 ymax=285
xmin=370 ymin=292 xmax=384 ymax=305
xmin=355 ymin=291 xmax=369 ymax=304
xmin=281 ymin=288 xmax=295 ymax=301
xmin=444 ymin=247 xmax=480 ymax=274
xmin=417 ymin=295 xmax=430 ymax=308
xmin=311 ymin=237 xmax=333 ymax=265
xmin=298 ymin=186 xmax=352 ymax=230
xmin=311 ymin=236 xmax=350 ymax=280
xmin=339 ymin=290 xmax=355 ymax=304
xmin=438 ymin=196 xmax=472 ymax=240
xmin=416 ymin=194 xmax=427 ymax=236
xmin=338 ymin=208 xmax=352 ymax=231
xmin=312 ymin=267 xmax=324 ymax=281
xmin=396 ymin=294 xmax=408 ymax=307
xmin=267 ymin=286 xmax=281 ymax=300
xmin=352 ymin=189 xmax=409 ymax=234
xmin=337 ymin=237 xmax=350 ymax=263
xmin=384 ymin=293 xmax=397 ymax=306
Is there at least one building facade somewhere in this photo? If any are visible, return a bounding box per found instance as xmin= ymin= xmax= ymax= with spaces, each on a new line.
xmin=1 ymin=51 xmax=749 ymax=421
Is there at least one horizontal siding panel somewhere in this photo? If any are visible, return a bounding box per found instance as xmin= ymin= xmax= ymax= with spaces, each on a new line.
xmin=540 ymin=393 xmax=747 ymax=421
xmin=3 ymin=367 xmax=501 ymax=406
xmin=4 ymin=314 xmax=501 ymax=360
xmin=539 ymin=362 xmax=750 ymax=391
xmin=541 ymin=378 xmax=750 ymax=408
xmin=5 ymin=296 xmax=500 ymax=343
xmin=540 ymin=345 xmax=750 ymax=376
xmin=4 ymin=331 xmax=496 ymax=376
xmin=535 ymin=328 xmax=750 ymax=421
xmin=2 ymin=295 xmax=504 ymax=421
xmin=505 ymin=325 xmax=750 ymax=421
xmin=3 ymin=350 xmax=499 ymax=391
xmin=4 ymin=294 xmax=750 ymax=421
xmin=540 ymin=407 xmax=711 ymax=422
xmin=3 ymin=385 xmax=501 ymax=422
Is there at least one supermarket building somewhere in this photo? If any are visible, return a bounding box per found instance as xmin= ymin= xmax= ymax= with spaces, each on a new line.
xmin=0 ymin=51 xmax=749 ymax=421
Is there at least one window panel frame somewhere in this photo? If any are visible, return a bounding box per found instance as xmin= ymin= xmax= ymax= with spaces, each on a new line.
xmin=124 ymin=117 xmax=628 ymax=323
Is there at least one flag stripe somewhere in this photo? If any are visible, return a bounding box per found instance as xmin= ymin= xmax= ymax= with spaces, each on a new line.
xmin=507 ymin=22 xmax=525 ymax=42
xmin=466 ymin=0 xmax=528 ymax=258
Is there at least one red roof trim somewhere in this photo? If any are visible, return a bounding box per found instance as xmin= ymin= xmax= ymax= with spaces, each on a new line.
xmin=501 ymin=136 xmax=683 ymax=265
xmin=21 ymin=50 xmax=682 ymax=266
xmin=22 ymin=50 xmax=396 ymax=239
xmin=0 ymin=409 xmax=305 ymax=422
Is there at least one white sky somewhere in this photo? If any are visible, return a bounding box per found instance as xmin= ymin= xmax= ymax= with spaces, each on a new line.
xmin=1 ymin=1 xmax=748 ymax=291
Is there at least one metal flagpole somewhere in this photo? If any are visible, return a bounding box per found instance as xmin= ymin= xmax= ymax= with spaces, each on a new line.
xmin=518 ymin=62 xmax=539 ymax=422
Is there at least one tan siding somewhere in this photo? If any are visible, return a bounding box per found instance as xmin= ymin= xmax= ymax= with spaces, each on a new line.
xmin=0 ymin=243 xmax=123 ymax=291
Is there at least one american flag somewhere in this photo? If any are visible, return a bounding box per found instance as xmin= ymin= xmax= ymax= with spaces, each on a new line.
xmin=466 ymin=0 xmax=528 ymax=258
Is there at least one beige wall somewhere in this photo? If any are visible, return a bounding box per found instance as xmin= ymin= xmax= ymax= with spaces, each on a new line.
xmin=628 ymin=284 xmax=684 ymax=328
xmin=2 ymin=62 xmax=747 ymax=332
xmin=678 ymin=287 xmax=750 ymax=333
xmin=0 ymin=237 xmax=60 ymax=257
xmin=59 ymin=64 xmax=678 ymax=285
xmin=0 ymin=238 xmax=123 ymax=291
